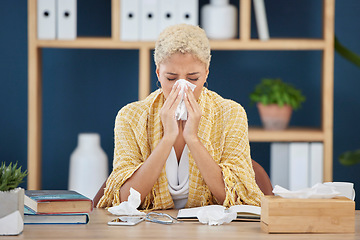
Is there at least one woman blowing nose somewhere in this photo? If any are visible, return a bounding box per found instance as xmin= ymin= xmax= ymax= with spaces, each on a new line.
xmin=97 ymin=24 xmax=263 ymax=210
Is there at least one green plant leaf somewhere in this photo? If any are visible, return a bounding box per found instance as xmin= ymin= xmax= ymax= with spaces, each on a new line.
xmin=249 ymin=78 xmax=306 ymax=110
xmin=335 ymin=36 xmax=360 ymax=68
xmin=0 ymin=162 xmax=27 ymax=191
xmin=339 ymin=149 xmax=360 ymax=166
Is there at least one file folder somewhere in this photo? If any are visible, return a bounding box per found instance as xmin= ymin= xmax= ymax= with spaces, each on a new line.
xmin=177 ymin=0 xmax=198 ymax=26
xmin=140 ymin=0 xmax=159 ymax=41
xmin=37 ymin=0 xmax=56 ymax=39
xmin=120 ymin=0 xmax=140 ymax=41
xmin=289 ymin=142 xmax=309 ymax=191
xmin=158 ymin=0 xmax=177 ymax=34
xmin=57 ymin=0 xmax=77 ymax=40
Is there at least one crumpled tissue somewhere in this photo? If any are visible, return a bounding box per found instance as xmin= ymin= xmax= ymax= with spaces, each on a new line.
xmin=196 ymin=207 xmax=237 ymax=226
xmin=107 ymin=188 xmax=145 ymax=216
xmin=175 ymin=79 xmax=196 ymax=120
xmin=273 ymin=183 xmax=341 ymax=199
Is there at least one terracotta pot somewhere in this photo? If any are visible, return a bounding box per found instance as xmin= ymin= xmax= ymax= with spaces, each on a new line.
xmin=257 ymin=103 xmax=292 ymax=130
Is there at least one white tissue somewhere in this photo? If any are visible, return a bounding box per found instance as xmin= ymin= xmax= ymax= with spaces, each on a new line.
xmin=175 ymin=79 xmax=196 ymax=120
xmin=273 ymin=183 xmax=341 ymax=199
xmin=107 ymin=188 xmax=146 ymax=216
xmin=196 ymin=207 xmax=237 ymax=226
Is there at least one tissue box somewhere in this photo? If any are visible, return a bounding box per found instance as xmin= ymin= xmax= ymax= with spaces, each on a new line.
xmin=261 ymin=195 xmax=355 ymax=233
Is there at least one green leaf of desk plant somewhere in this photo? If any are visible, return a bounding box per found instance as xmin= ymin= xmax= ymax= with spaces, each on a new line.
xmin=0 ymin=162 xmax=27 ymax=191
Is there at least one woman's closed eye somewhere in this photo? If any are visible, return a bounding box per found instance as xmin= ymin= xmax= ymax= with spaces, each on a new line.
xmin=188 ymin=77 xmax=199 ymax=81
xmin=166 ymin=77 xmax=177 ymax=81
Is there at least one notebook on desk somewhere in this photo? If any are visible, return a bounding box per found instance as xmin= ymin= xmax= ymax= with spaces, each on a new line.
xmin=177 ymin=205 xmax=261 ymax=221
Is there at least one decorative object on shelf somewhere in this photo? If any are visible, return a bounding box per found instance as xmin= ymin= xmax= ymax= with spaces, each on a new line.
xmin=201 ymin=0 xmax=237 ymax=40
xmin=0 ymin=162 xmax=27 ymax=235
xmin=253 ymin=0 xmax=269 ymax=41
xmin=68 ymin=133 xmax=108 ymax=200
xmin=250 ymin=78 xmax=305 ymax=130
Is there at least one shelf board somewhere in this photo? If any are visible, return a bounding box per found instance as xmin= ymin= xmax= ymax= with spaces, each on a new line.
xmin=210 ymin=39 xmax=326 ymax=50
xmin=248 ymin=127 xmax=324 ymax=142
xmin=36 ymin=37 xmax=155 ymax=49
xmin=36 ymin=37 xmax=325 ymax=50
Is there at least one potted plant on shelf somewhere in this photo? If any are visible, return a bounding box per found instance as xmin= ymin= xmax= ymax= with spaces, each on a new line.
xmin=249 ymin=78 xmax=306 ymax=130
xmin=0 ymin=162 xmax=27 ymax=236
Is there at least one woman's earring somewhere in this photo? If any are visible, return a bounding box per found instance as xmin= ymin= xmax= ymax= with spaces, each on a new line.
xmin=156 ymin=80 xmax=162 ymax=89
xmin=204 ymin=81 xmax=208 ymax=88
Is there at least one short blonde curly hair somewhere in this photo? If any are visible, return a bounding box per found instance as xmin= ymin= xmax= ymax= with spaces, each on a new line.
xmin=154 ymin=24 xmax=211 ymax=69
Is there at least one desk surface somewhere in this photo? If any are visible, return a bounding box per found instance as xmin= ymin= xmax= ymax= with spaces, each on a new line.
xmin=3 ymin=209 xmax=360 ymax=240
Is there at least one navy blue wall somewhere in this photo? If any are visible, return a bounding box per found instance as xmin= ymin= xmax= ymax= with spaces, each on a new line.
xmin=1 ymin=0 xmax=359 ymax=208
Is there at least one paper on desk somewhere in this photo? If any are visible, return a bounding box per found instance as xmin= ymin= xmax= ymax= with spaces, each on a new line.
xmin=196 ymin=206 xmax=237 ymax=226
xmin=107 ymin=188 xmax=145 ymax=216
xmin=175 ymin=79 xmax=196 ymax=120
xmin=273 ymin=183 xmax=341 ymax=199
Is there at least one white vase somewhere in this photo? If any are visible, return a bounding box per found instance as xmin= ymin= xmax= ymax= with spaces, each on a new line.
xmin=69 ymin=133 xmax=108 ymax=200
xmin=0 ymin=188 xmax=24 ymax=235
xmin=201 ymin=0 xmax=237 ymax=40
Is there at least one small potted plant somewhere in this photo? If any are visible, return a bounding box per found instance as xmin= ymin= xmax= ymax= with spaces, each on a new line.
xmin=0 ymin=162 xmax=27 ymax=235
xmin=250 ymin=78 xmax=306 ymax=130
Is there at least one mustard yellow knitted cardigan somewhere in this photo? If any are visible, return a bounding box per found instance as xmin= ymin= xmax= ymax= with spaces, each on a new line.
xmin=97 ymin=87 xmax=263 ymax=209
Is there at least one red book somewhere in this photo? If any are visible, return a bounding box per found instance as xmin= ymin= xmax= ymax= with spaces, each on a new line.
xmin=24 ymin=190 xmax=93 ymax=214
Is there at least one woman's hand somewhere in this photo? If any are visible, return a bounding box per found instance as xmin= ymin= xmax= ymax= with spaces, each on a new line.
xmin=182 ymin=85 xmax=202 ymax=143
xmin=160 ymin=83 xmax=182 ymax=144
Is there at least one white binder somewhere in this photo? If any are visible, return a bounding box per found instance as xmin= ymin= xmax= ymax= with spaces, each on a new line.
xmin=309 ymin=142 xmax=323 ymax=186
xmin=270 ymin=143 xmax=289 ymax=189
xmin=158 ymin=0 xmax=177 ymax=34
xmin=37 ymin=0 xmax=56 ymax=39
xmin=120 ymin=0 xmax=140 ymax=41
xmin=289 ymin=142 xmax=309 ymax=191
xmin=177 ymin=0 xmax=198 ymax=26
xmin=140 ymin=0 xmax=159 ymax=41
xmin=57 ymin=0 xmax=77 ymax=40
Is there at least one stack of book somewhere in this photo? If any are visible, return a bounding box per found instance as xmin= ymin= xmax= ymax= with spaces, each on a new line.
xmin=24 ymin=190 xmax=93 ymax=224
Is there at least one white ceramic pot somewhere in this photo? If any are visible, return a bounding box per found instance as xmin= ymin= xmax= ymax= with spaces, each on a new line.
xmin=201 ymin=0 xmax=237 ymax=40
xmin=0 ymin=188 xmax=24 ymax=235
xmin=69 ymin=133 xmax=108 ymax=199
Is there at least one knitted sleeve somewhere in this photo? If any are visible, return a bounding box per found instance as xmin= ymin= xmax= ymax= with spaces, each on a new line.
xmin=219 ymin=102 xmax=264 ymax=207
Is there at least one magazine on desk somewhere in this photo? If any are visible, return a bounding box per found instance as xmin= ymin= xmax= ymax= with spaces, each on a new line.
xmin=177 ymin=205 xmax=261 ymax=221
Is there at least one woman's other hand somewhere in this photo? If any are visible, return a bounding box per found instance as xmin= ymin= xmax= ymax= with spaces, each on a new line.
xmin=182 ymin=85 xmax=202 ymax=143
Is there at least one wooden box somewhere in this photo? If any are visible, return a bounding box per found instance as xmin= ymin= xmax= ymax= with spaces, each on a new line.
xmin=261 ymin=195 xmax=355 ymax=233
